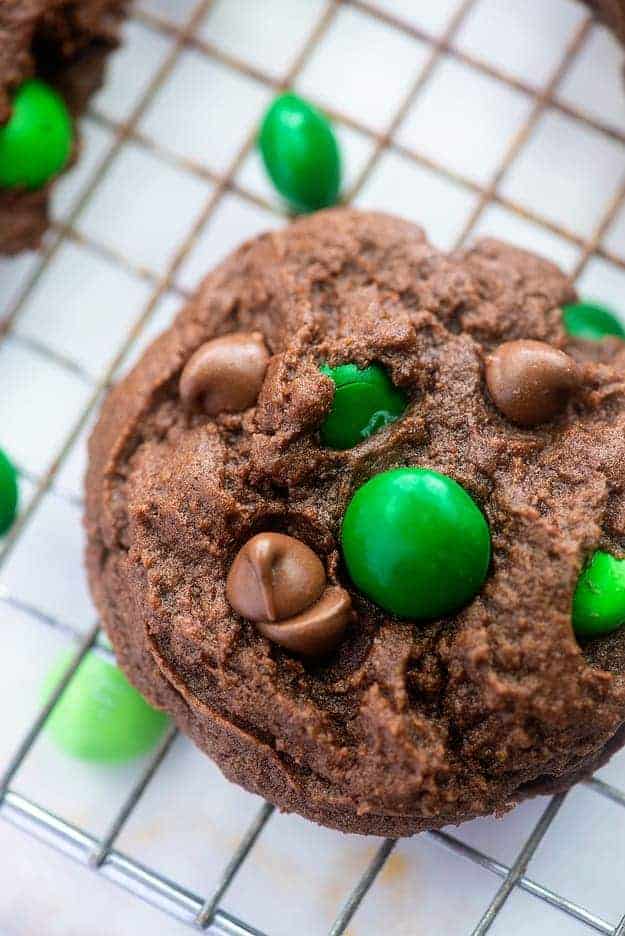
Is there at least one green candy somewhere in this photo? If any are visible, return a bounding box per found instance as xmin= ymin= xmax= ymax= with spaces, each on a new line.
xmin=0 ymin=79 xmax=72 ymax=190
xmin=320 ymin=363 xmax=407 ymax=450
xmin=562 ymin=301 xmax=625 ymax=342
xmin=0 ymin=449 xmax=18 ymax=535
xmin=44 ymin=651 xmax=168 ymax=763
xmin=341 ymin=467 xmax=491 ymax=619
xmin=572 ymin=550 xmax=625 ymax=638
xmin=259 ymin=92 xmax=341 ymax=212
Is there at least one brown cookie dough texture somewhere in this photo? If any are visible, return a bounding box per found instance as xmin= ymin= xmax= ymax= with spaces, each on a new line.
xmin=0 ymin=0 xmax=127 ymax=254
xmin=86 ymin=208 xmax=625 ymax=836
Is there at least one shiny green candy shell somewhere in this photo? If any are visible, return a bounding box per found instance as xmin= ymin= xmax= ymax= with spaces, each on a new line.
xmin=572 ymin=550 xmax=625 ymax=638
xmin=562 ymin=301 xmax=625 ymax=342
xmin=0 ymin=449 xmax=18 ymax=535
xmin=44 ymin=651 xmax=168 ymax=763
xmin=0 ymin=79 xmax=72 ymax=190
xmin=320 ymin=363 xmax=407 ymax=450
xmin=342 ymin=467 xmax=491 ymax=619
xmin=259 ymin=92 xmax=341 ymax=212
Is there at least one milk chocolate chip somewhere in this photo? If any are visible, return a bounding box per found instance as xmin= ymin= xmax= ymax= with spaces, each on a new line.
xmin=226 ymin=532 xmax=326 ymax=623
xmin=257 ymin=586 xmax=353 ymax=657
xmin=485 ymin=339 xmax=580 ymax=427
xmin=180 ymin=332 xmax=269 ymax=416
xmin=227 ymin=532 xmax=352 ymax=657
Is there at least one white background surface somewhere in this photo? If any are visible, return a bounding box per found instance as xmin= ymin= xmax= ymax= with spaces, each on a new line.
xmin=1 ymin=1 xmax=625 ymax=934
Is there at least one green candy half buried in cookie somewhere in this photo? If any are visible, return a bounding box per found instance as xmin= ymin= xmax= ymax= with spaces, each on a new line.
xmin=319 ymin=362 xmax=407 ymax=450
xmin=342 ymin=467 xmax=491 ymax=619
xmin=573 ymin=550 xmax=625 ymax=638
xmin=563 ymin=301 xmax=625 ymax=342
xmin=44 ymin=651 xmax=168 ymax=763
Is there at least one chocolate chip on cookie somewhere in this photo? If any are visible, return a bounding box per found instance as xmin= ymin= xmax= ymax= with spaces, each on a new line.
xmin=226 ymin=532 xmax=325 ymax=623
xmin=485 ymin=339 xmax=581 ymax=426
xmin=256 ymin=586 xmax=353 ymax=657
xmin=180 ymin=332 xmax=269 ymax=416
xmin=227 ymin=532 xmax=352 ymax=657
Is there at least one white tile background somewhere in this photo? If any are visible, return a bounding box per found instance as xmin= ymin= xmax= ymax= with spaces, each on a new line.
xmin=1 ymin=0 xmax=625 ymax=934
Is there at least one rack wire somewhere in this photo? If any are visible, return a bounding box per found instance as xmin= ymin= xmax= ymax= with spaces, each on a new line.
xmin=1 ymin=0 xmax=625 ymax=933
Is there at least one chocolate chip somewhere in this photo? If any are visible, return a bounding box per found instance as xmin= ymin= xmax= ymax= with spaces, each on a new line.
xmin=226 ymin=532 xmax=326 ymax=623
xmin=485 ymin=339 xmax=581 ymax=427
xmin=179 ymin=332 xmax=269 ymax=416
xmin=257 ymin=586 xmax=353 ymax=657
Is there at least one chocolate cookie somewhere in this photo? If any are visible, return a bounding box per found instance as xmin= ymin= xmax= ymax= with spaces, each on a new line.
xmin=86 ymin=209 xmax=625 ymax=836
xmin=0 ymin=0 xmax=126 ymax=254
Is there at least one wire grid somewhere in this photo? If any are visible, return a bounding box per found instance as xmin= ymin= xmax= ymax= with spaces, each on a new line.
xmin=1 ymin=0 xmax=625 ymax=933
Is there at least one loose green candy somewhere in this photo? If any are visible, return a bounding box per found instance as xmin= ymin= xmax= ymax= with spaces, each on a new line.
xmin=259 ymin=92 xmax=341 ymax=212
xmin=0 ymin=449 xmax=18 ymax=535
xmin=0 ymin=79 xmax=72 ymax=190
xmin=572 ymin=550 xmax=625 ymax=638
xmin=562 ymin=301 xmax=625 ymax=342
xmin=341 ymin=467 xmax=491 ymax=619
xmin=44 ymin=651 xmax=168 ymax=763
xmin=319 ymin=363 xmax=407 ymax=450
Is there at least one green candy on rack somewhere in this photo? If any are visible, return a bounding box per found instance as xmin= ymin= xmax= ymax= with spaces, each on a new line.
xmin=0 ymin=449 xmax=18 ymax=535
xmin=259 ymin=92 xmax=341 ymax=212
xmin=562 ymin=301 xmax=625 ymax=342
xmin=319 ymin=362 xmax=407 ymax=450
xmin=341 ymin=467 xmax=491 ymax=619
xmin=44 ymin=651 xmax=168 ymax=763
xmin=572 ymin=550 xmax=625 ymax=638
xmin=0 ymin=78 xmax=73 ymax=190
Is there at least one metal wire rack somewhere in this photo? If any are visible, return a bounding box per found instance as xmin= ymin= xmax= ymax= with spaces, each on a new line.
xmin=1 ymin=0 xmax=625 ymax=933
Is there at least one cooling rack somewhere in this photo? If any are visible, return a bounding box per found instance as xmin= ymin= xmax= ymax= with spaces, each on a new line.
xmin=1 ymin=1 xmax=625 ymax=933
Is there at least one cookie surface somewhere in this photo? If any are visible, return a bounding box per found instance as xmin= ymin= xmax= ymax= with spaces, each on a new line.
xmin=86 ymin=208 xmax=625 ymax=836
xmin=0 ymin=0 xmax=126 ymax=254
